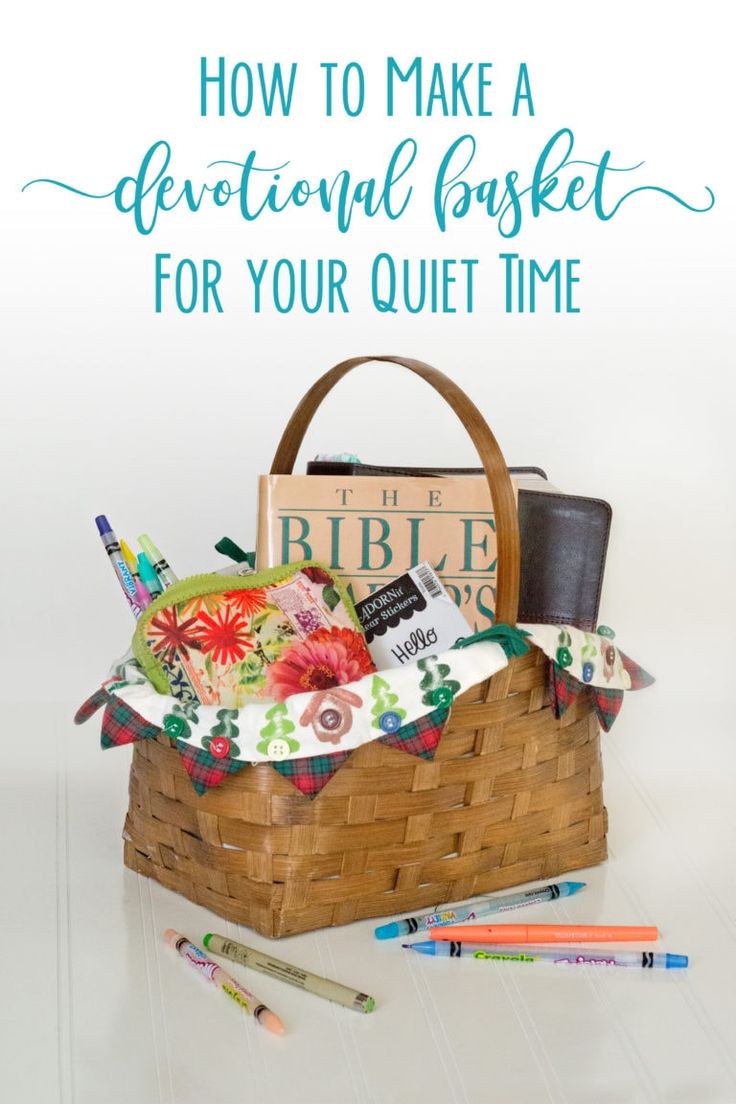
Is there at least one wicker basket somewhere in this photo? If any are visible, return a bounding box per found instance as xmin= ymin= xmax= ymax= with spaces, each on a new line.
xmin=123 ymin=356 xmax=607 ymax=937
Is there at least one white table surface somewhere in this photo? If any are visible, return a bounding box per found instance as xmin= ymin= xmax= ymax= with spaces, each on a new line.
xmin=3 ymin=695 xmax=735 ymax=1104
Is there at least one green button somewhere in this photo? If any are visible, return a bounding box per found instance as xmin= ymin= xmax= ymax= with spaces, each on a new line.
xmin=597 ymin=625 xmax=616 ymax=639
xmin=432 ymin=686 xmax=454 ymax=708
xmin=163 ymin=714 xmax=189 ymax=740
xmin=556 ymin=647 xmax=573 ymax=669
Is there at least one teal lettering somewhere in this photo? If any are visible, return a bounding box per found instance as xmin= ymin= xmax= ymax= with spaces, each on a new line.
xmin=462 ymin=518 xmax=496 ymax=571
xmin=512 ymin=63 xmax=535 ymax=116
xmin=359 ymin=517 xmax=392 ymax=570
xmin=408 ymin=516 xmax=423 ymax=565
xmin=478 ymin=63 xmax=493 ymax=116
xmin=154 ymin=254 xmax=222 ymax=313
xmin=387 ymin=57 xmax=421 ymax=116
xmin=246 ymin=259 xmax=268 ymax=312
xmin=280 ymin=516 xmax=311 ymax=561
xmin=328 ymin=516 xmax=344 ymax=569
xmin=231 ymin=62 xmax=254 ymax=116
xmin=476 ymin=584 xmax=496 ymax=627
xmin=201 ymin=56 xmax=226 ymax=116
xmin=200 ymin=57 xmax=296 ymax=117
xmin=501 ymin=253 xmax=581 ymax=313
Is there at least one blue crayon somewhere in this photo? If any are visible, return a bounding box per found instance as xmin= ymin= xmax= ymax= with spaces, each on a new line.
xmin=374 ymin=881 xmax=586 ymax=940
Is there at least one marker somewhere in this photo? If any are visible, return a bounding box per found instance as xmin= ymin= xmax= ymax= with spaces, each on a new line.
xmin=138 ymin=534 xmax=178 ymax=589
xmin=403 ymin=942 xmax=688 ymax=968
xmin=164 ymin=930 xmax=285 ymax=1034
xmin=203 ymin=933 xmax=375 ymax=1013
xmin=119 ymin=539 xmax=153 ymax=611
xmin=430 ymin=924 xmax=659 ymax=944
xmin=137 ymin=552 xmax=163 ymax=598
xmin=374 ymin=881 xmax=586 ymax=940
xmin=94 ymin=515 xmax=148 ymax=619
xmin=120 ymin=539 xmax=139 ymax=575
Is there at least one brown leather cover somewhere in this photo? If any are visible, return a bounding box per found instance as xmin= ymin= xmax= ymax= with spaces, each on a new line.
xmin=305 ymin=462 xmax=611 ymax=631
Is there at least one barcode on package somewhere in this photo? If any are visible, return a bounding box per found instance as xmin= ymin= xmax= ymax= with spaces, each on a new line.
xmin=415 ymin=563 xmax=443 ymax=598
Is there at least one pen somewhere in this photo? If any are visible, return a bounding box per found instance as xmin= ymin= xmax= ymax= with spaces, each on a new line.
xmin=403 ymin=942 xmax=688 ymax=968
xmin=94 ymin=515 xmax=148 ymax=619
xmin=139 ymin=533 xmax=179 ymax=589
xmin=203 ymin=933 xmax=376 ymax=1013
xmin=164 ymin=930 xmax=285 ymax=1034
xmin=429 ymin=924 xmax=659 ymax=943
xmin=374 ymin=881 xmax=586 ymax=939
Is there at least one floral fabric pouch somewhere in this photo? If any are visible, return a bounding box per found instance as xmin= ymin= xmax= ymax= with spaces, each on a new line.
xmin=132 ymin=561 xmax=375 ymax=709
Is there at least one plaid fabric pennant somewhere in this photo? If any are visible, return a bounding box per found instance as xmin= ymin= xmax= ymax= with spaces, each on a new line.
xmin=174 ymin=741 xmax=250 ymax=796
xmin=550 ymin=663 xmax=580 ymax=719
xmin=378 ymin=706 xmax=450 ymax=759
xmin=101 ymin=697 xmax=162 ymax=749
xmin=270 ymin=707 xmax=451 ymax=799
xmin=74 ymin=688 xmax=110 ymax=725
xmin=591 ymin=687 xmax=624 ymax=732
xmin=619 ymin=650 xmax=655 ymax=690
xmin=550 ymin=662 xmax=625 ymax=732
xmin=270 ymin=749 xmax=354 ymax=798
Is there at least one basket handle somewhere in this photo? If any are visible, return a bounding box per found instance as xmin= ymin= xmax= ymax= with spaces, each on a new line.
xmin=269 ymin=355 xmax=520 ymax=625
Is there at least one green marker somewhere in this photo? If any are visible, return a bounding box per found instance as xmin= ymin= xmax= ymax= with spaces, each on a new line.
xmin=203 ymin=933 xmax=376 ymax=1013
xmin=138 ymin=533 xmax=178 ymax=589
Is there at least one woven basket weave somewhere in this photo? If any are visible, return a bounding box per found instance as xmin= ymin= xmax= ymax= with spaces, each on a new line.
xmin=122 ymin=356 xmax=607 ymax=937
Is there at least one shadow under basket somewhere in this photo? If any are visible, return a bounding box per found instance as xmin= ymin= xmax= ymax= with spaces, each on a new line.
xmin=123 ymin=648 xmax=607 ymax=938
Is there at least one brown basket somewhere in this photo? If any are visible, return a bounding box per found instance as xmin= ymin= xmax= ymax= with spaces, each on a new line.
xmin=123 ymin=356 xmax=607 ymax=937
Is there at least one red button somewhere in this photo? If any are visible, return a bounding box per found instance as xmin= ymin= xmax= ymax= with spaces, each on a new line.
xmin=209 ymin=736 xmax=230 ymax=759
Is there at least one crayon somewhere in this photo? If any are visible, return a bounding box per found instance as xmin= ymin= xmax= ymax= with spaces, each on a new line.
xmin=374 ymin=881 xmax=586 ymax=940
xmin=404 ymin=942 xmax=688 ymax=968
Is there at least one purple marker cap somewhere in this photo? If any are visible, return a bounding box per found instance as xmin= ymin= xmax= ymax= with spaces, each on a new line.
xmin=95 ymin=515 xmax=112 ymax=536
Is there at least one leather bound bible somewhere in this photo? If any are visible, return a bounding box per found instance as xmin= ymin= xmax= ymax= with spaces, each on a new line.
xmin=300 ymin=462 xmax=612 ymax=631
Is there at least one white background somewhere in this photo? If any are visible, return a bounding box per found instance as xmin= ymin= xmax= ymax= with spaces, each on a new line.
xmin=2 ymin=3 xmax=735 ymax=1102
xmin=3 ymin=0 xmax=733 ymax=706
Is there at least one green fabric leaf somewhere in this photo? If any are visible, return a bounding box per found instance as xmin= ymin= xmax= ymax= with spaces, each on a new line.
xmin=323 ymin=585 xmax=340 ymax=611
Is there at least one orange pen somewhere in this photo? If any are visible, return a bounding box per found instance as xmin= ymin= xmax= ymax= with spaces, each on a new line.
xmin=429 ymin=924 xmax=659 ymax=943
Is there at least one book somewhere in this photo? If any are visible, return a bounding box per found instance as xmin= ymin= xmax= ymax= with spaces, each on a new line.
xmin=257 ymin=473 xmax=515 ymax=630
xmin=303 ymin=461 xmax=612 ymax=631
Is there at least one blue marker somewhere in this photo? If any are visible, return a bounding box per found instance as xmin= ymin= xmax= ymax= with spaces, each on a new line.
xmin=402 ymin=942 xmax=688 ymax=968
xmin=137 ymin=552 xmax=163 ymax=598
xmin=374 ymin=881 xmax=586 ymax=940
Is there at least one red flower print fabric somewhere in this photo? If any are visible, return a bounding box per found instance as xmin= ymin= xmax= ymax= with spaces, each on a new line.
xmin=139 ymin=564 xmax=375 ymax=709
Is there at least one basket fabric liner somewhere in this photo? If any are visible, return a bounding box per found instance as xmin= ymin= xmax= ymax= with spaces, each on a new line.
xmin=76 ymin=622 xmax=652 ymax=798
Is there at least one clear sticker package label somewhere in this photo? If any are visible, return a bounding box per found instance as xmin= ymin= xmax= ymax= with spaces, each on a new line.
xmin=355 ymin=562 xmax=472 ymax=669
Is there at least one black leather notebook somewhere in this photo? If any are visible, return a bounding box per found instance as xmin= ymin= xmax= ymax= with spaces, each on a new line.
xmin=305 ymin=461 xmax=611 ymax=631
